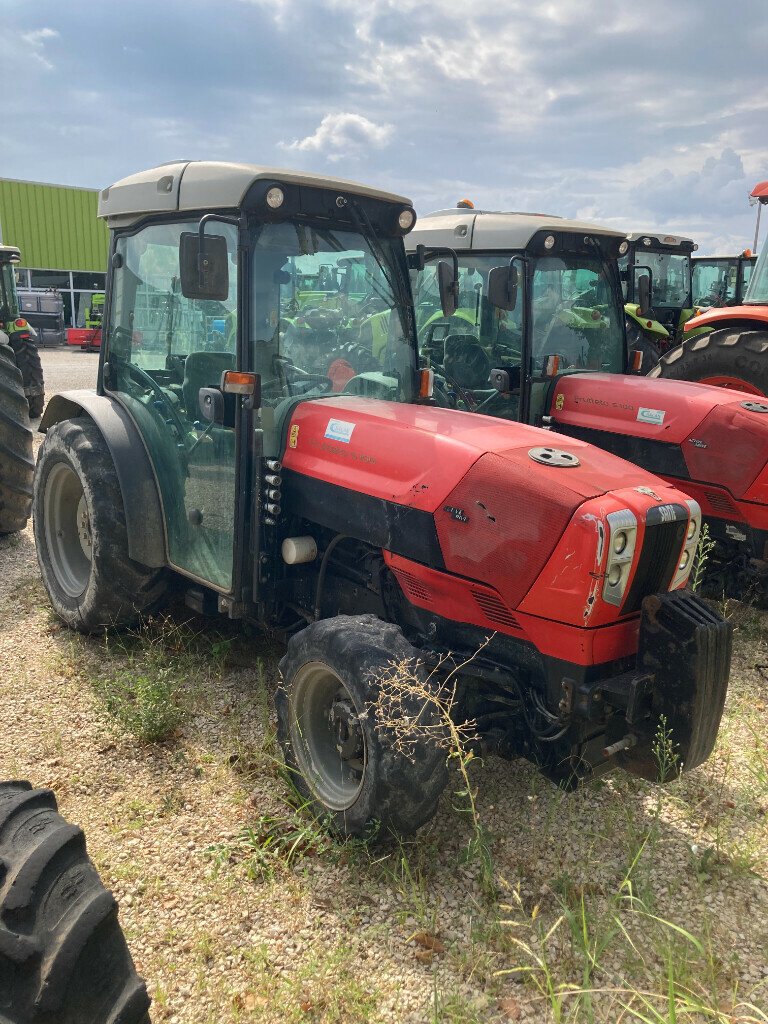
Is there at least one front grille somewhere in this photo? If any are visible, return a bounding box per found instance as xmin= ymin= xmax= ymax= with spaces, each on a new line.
xmin=622 ymin=505 xmax=688 ymax=614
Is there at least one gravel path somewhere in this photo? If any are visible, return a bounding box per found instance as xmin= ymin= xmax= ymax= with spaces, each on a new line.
xmin=0 ymin=350 xmax=766 ymax=1022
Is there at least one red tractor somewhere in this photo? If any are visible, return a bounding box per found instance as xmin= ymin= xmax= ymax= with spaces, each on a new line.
xmin=35 ymin=162 xmax=730 ymax=837
xmin=407 ymin=207 xmax=768 ymax=597
xmin=652 ymin=181 xmax=768 ymax=396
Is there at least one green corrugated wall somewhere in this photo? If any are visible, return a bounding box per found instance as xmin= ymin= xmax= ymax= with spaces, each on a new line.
xmin=0 ymin=179 xmax=109 ymax=272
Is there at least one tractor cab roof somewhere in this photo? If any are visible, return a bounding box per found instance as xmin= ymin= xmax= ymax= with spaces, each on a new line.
xmin=0 ymin=245 xmax=21 ymax=264
xmin=98 ymin=160 xmax=412 ymax=228
xmin=625 ymin=231 xmax=696 ymax=252
xmin=407 ymin=208 xmax=626 ymax=253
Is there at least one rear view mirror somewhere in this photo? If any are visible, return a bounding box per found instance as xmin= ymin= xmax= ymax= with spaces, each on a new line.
xmin=180 ymin=232 xmax=229 ymax=300
xmin=637 ymin=273 xmax=651 ymax=316
xmin=488 ymin=264 xmax=519 ymax=311
xmin=437 ymin=260 xmax=458 ymax=317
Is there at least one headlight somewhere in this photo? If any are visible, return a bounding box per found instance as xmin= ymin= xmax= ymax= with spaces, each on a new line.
xmin=544 ymin=234 xmax=556 ymax=250
xmin=671 ymin=499 xmax=701 ymax=589
xmin=602 ymin=509 xmax=638 ymax=607
xmin=398 ymin=208 xmax=416 ymax=231
xmin=266 ymin=186 xmax=285 ymax=209
xmin=619 ymin=240 xmax=629 ymax=255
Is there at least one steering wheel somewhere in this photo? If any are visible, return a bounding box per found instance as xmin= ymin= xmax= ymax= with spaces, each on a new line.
xmin=124 ymin=359 xmax=192 ymax=447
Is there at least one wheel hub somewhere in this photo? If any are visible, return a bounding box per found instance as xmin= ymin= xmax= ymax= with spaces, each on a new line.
xmin=330 ymin=697 xmax=363 ymax=761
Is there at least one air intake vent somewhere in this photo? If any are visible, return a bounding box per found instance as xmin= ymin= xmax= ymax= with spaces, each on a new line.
xmin=393 ymin=568 xmax=431 ymax=604
xmin=471 ymin=589 xmax=519 ymax=628
xmin=703 ymin=490 xmax=739 ymax=516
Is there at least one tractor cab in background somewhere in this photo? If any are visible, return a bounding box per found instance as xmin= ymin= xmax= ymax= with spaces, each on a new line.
xmin=691 ymin=251 xmax=756 ymax=310
xmin=618 ymin=232 xmax=699 ymax=362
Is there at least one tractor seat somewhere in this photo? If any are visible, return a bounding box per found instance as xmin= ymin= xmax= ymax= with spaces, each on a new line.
xmin=444 ymin=334 xmax=491 ymax=389
xmin=182 ymin=351 xmax=235 ymax=419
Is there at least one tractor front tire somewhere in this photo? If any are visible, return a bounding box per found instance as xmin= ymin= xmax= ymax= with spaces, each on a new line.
xmin=277 ymin=615 xmax=449 ymax=838
xmin=650 ymin=328 xmax=768 ymax=396
xmin=33 ymin=417 xmax=167 ymax=632
xmin=625 ymin=320 xmax=661 ymax=373
xmin=8 ymin=333 xmax=45 ymax=419
xmin=0 ymin=781 xmax=151 ymax=1024
xmin=0 ymin=345 xmax=33 ymax=535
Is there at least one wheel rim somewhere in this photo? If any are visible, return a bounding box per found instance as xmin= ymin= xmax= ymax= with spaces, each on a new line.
xmin=698 ymin=374 xmax=766 ymax=396
xmin=288 ymin=662 xmax=367 ymax=811
xmin=44 ymin=462 xmax=92 ymax=598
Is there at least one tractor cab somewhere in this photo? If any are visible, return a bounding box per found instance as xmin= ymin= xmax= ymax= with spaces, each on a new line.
xmin=407 ymin=209 xmax=628 ymax=423
xmin=691 ymin=251 xmax=756 ymax=309
xmin=619 ymin=232 xmax=697 ymax=348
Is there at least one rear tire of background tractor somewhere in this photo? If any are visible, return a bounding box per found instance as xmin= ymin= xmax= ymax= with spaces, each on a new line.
xmin=0 ymin=781 xmax=151 ymax=1024
xmin=277 ymin=615 xmax=449 ymax=839
xmin=625 ymin=321 xmax=661 ymax=373
xmin=33 ymin=417 xmax=168 ymax=632
xmin=0 ymin=345 xmax=34 ymax=535
xmin=649 ymin=328 xmax=768 ymax=395
xmin=8 ymin=335 xmax=45 ymax=419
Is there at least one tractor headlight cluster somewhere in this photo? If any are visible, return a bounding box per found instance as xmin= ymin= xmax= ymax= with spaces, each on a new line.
xmin=671 ymin=499 xmax=702 ymax=589
xmin=602 ymin=509 xmax=638 ymax=607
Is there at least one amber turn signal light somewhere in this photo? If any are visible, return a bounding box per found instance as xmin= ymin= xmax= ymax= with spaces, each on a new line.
xmin=222 ymin=370 xmax=258 ymax=395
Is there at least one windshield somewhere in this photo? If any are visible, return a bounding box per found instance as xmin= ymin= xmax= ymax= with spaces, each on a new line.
xmin=251 ymin=220 xmax=415 ymax=407
xmin=692 ymin=258 xmax=738 ymax=307
xmin=0 ymin=261 xmax=19 ymax=322
xmin=744 ymin=246 xmax=768 ymax=303
xmin=411 ymin=253 xmax=624 ymax=420
xmin=634 ymin=250 xmax=691 ymax=308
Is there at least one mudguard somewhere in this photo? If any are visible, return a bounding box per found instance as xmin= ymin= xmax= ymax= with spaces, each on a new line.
xmin=39 ymin=390 xmax=166 ymax=567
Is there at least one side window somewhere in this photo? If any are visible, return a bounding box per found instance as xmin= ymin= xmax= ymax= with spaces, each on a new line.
xmin=108 ymin=221 xmax=240 ymax=591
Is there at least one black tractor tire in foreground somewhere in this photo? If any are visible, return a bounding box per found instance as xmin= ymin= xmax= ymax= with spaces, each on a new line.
xmin=277 ymin=615 xmax=449 ymax=838
xmin=0 ymin=345 xmax=34 ymax=535
xmin=33 ymin=417 xmax=167 ymax=632
xmin=8 ymin=333 xmax=45 ymax=418
xmin=649 ymin=328 xmax=768 ymax=395
xmin=625 ymin=320 xmax=662 ymax=373
xmin=0 ymin=781 xmax=151 ymax=1024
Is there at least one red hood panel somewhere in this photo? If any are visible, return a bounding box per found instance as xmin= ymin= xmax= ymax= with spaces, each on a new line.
xmin=551 ymin=372 xmax=756 ymax=444
xmin=281 ymin=397 xmax=674 ymax=511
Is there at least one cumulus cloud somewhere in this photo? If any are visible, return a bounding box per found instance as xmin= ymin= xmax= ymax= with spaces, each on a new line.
xmin=282 ymin=113 xmax=394 ymax=162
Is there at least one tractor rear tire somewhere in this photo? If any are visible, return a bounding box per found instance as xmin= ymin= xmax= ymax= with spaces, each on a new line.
xmin=277 ymin=615 xmax=449 ymax=838
xmin=0 ymin=781 xmax=151 ymax=1024
xmin=8 ymin=334 xmax=45 ymax=419
xmin=649 ymin=328 xmax=768 ymax=396
xmin=0 ymin=345 xmax=34 ymax=535
xmin=33 ymin=417 xmax=168 ymax=632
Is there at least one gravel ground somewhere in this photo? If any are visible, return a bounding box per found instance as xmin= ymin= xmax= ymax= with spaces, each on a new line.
xmin=0 ymin=348 xmax=766 ymax=1023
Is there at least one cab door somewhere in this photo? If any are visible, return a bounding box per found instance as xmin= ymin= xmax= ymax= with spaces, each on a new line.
xmin=106 ymin=220 xmax=239 ymax=591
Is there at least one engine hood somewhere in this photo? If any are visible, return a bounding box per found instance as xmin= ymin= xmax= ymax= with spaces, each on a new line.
xmin=550 ymin=373 xmax=768 ymax=498
xmin=280 ymin=396 xmax=677 ymax=512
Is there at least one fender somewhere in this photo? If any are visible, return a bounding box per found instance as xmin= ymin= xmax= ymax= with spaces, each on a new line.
xmin=685 ymin=305 xmax=768 ymax=334
xmin=39 ymin=390 xmax=166 ymax=567
xmin=624 ymin=304 xmax=669 ymax=340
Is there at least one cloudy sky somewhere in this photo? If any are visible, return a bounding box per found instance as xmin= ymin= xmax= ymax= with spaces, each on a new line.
xmin=4 ymin=0 xmax=768 ymax=253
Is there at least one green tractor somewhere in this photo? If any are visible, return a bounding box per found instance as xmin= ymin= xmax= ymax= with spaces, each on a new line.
xmin=0 ymin=244 xmax=45 ymax=417
xmin=84 ymin=291 xmax=105 ymax=329
xmin=619 ymin=232 xmax=705 ymax=368
xmin=0 ymin=247 xmax=34 ymax=534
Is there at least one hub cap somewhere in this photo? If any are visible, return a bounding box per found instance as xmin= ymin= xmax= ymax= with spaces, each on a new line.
xmin=288 ymin=662 xmax=366 ymax=811
xmin=44 ymin=463 xmax=92 ymax=598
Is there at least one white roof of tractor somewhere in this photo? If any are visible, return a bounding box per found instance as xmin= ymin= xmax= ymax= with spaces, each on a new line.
xmin=406 ymin=208 xmax=626 ymax=252
xmin=98 ymin=161 xmax=412 ymax=227
xmin=626 ymin=231 xmax=695 ymax=247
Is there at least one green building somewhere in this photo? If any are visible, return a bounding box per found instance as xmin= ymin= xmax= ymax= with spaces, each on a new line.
xmin=0 ymin=177 xmax=109 ymax=328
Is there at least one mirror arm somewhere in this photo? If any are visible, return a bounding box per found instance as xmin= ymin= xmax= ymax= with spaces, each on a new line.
xmin=197 ymin=213 xmax=245 ymax=289
xmin=410 ymin=244 xmax=459 ymax=279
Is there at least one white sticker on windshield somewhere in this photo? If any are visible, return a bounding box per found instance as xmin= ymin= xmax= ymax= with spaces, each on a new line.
xmin=325 ymin=418 xmax=356 ymax=443
xmin=637 ymin=407 xmax=665 ymax=425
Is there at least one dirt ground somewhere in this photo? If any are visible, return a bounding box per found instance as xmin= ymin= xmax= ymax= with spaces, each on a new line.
xmin=1 ymin=348 xmax=766 ymax=1023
